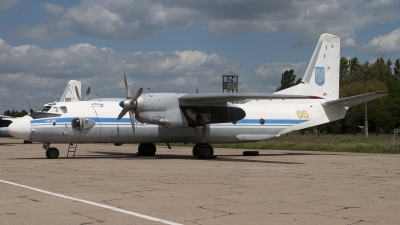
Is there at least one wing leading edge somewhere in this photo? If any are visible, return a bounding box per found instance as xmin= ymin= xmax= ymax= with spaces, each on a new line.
xmin=179 ymin=93 xmax=323 ymax=103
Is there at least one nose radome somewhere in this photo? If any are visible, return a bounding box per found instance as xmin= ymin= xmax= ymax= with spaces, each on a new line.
xmin=8 ymin=115 xmax=32 ymax=140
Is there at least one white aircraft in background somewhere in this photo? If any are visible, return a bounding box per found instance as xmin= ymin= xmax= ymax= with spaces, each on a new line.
xmin=0 ymin=80 xmax=83 ymax=138
xmin=8 ymin=33 xmax=387 ymax=159
xmin=0 ymin=115 xmax=16 ymax=137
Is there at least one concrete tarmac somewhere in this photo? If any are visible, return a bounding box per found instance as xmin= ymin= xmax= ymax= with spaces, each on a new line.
xmin=1 ymin=137 xmax=400 ymax=225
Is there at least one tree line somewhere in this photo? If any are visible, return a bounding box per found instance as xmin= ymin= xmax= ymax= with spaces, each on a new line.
xmin=2 ymin=110 xmax=31 ymax=117
xmin=277 ymin=57 xmax=400 ymax=135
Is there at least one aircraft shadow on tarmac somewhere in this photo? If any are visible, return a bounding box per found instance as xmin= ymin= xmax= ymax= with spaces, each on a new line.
xmin=9 ymin=151 xmax=305 ymax=164
xmin=8 ymin=150 xmax=342 ymax=165
xmin=88 ymin=151 xmax=307 ymax=164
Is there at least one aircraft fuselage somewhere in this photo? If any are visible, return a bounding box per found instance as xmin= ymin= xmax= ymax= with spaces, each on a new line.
xmin=12 ymin=97 xmax=345 ymax=144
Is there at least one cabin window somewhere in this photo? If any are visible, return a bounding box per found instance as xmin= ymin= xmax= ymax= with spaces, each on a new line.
xmin=49 ymin=107 xmax=58 ymax=112
xmin=59 ymin=106 xmax=68 ymax=113
xmin=39 ymin=106 xmax=51 ymax=112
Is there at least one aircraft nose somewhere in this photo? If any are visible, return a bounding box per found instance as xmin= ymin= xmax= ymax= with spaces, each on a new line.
xmin=8 ymin=116 xmax=32 ymax=140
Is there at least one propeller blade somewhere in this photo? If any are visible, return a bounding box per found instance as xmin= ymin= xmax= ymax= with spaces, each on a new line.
xmin=124 ymin=73 xmax=132 ymax=99
xmin=119 ymin=73 xmax=142 ymax=137
xmin=129 ymin=110 xmax=136 ymax=136
xmin=83 ymin=87 xmax=91 ymax=101
xmin=131 ymin=87 xmax=143 ymax=103
xmin=75 ymin=86 xmax=81 ymax=101
xmin=85 ymin=87 xmax=90 ymax=96
xmin=117 ymin=108 xmax=129 ymax=120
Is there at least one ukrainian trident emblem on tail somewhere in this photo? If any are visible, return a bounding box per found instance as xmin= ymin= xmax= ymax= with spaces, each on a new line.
xmin=315 ymin=67 xmax=325 ymax=86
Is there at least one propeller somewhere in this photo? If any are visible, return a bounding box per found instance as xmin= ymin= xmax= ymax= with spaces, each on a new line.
xmin=76 ymin=86 xmax=91 ymax=101
xmin=83 ymin=87 xmax=91 ymax=101
xmin=117 ymin=73 xmax=143 ymax=136
xmin=75 ymin=86 xmax=81 ymax=101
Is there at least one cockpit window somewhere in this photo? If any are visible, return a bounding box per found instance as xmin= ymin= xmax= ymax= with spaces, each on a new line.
xmin=59 ymin=106 xmax=68 ymax=113
xmin=39 ymin=106 xmax=51 ymax=112
xmin=0 ymin=120 xmax=12 ymax=127
xmin=49 ymin=107 xmax=58 ymax=112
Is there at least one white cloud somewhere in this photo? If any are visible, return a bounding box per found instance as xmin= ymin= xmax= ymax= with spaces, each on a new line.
xmin=0 ymin=0 xmax=18 ymax=12
xmin=0 ymin=39 xmax=242 ymax=110
xmin=8 ymin=0 xmax=400 ymax=43
xmin=254 ymin=62 xmax=308 ymax=92
xmin=360 ymin=28 xmax=400 ymax=56
xmin=342 ymin=38 xmax=357 ymax=48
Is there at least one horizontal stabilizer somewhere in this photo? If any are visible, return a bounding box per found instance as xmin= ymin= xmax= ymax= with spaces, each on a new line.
xmin=0 ymin=115 xmax=11 ymax=119
xmin=180 ymin=93 xmax=322 ymax=103
xmin=323 ymin=91 xmax=388 ymax=107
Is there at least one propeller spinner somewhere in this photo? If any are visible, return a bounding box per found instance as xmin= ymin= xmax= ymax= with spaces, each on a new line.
xmin=117 ymin=73 xmax=143 ymax=136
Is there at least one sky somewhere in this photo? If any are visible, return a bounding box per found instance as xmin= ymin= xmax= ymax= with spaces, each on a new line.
xmin=1 ymin=0 xmax=400 ymax=112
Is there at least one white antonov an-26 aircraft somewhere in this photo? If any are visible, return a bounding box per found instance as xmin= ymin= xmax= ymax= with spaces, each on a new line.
xmin=8 ymin=33 xmax=387 ymax=159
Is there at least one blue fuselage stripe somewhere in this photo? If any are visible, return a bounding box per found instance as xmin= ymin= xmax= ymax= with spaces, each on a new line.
xmin=31 ymin=117 xmax=308 ymax=126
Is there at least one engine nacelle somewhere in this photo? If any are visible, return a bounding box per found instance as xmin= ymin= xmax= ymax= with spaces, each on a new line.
xmin=136 ymin=93 xmax=188 ymax=128
xmin=71 ymin=117 xmax=96 ymax=130
xmin=135 ymin=93 xmax=246 ymax=128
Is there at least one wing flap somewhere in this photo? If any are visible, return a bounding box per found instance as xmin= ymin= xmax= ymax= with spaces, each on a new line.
xmin=323 ymin=91 xmax=388 ymax=107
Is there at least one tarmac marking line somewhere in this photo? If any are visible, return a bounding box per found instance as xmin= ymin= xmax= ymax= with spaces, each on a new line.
xmin=0 ymin=179 xmax=183 ymax=225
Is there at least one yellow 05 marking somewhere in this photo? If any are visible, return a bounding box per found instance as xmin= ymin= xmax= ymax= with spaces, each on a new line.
xmin=296 ymin=110 xmax=309 ymax=119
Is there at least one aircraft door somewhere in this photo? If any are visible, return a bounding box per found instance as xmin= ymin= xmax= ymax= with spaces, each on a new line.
xmin=91 ymin=102 xmax=124 ymax=142
xmin=90 ymin=103 xmax=103 ymax=137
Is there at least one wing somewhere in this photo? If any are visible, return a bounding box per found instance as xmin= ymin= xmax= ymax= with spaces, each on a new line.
xmin=323 ymin=91 xmax=388 ymax=107
xmin=0 ymin=115 xmax=10 ymax=119
xmin=179 ymin=93 xmax=322 ymax=103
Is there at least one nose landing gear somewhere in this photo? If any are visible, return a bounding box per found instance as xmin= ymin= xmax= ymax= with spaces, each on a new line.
xmin=43 ymin=143 xmax=59 ymax=159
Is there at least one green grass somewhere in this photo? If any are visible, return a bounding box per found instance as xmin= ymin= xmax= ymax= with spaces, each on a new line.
xmin=171 ymin=132 xmax=400 ymax=154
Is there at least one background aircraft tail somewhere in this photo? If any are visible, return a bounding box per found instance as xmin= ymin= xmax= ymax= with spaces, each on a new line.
xmin=59 ymin=80 xmax=81 ymax=102
xmin=275 ymin=33 xmax=340 ymax=100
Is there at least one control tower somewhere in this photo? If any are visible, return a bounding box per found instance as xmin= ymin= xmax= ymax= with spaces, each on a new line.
xmin=222 ymin=71 xmax=239 ymax=93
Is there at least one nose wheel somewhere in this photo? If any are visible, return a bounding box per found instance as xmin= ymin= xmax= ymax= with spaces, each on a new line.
xmin=43 ymin=143 xmax=59 ymax=159
xmin=46 ymin=147 xmax=59 ymax=159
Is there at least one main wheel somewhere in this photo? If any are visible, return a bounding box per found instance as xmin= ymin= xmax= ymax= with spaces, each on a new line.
xmin=138 ymin=143 xmax=156 ymax=156
xmin=192 ymin=143 xmax=202 ymax=156
xmin=196 ymin=143 xmax=214 ymax=159
xmin=46 ymin=147 xmax=59 ymax=159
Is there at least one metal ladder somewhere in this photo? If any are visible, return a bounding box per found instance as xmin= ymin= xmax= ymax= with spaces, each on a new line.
xmin=67 ymin=143 xmax=77 ymax=157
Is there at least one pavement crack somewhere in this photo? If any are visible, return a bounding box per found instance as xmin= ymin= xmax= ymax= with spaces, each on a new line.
xmin=19 ymin=195 xmax=41 ymax=203
xmin=72 ymin=212 xmax=104 ymax=225
xmin=188 ymin=205 xmax=243 ymax=225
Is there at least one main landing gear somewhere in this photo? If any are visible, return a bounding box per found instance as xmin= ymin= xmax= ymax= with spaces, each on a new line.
xmin=192 ymin=143 xmax=214 ymax=159
xmin=137 ymin=143 xmax=156 ymax=156
xmin=136 ymin=142 xmax=215 ymax=159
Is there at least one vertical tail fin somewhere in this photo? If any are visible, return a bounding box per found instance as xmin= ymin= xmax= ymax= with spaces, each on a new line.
xmin=59 ymin=80 xmax=81 ymax=102
xmin=275 ymin=33 xmax=340 ymax=100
